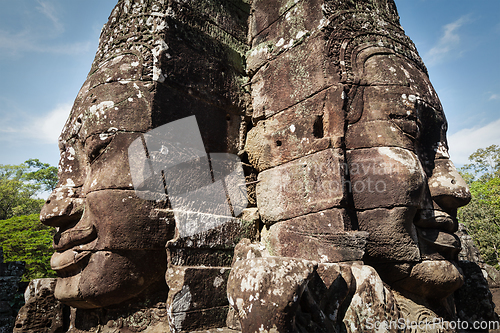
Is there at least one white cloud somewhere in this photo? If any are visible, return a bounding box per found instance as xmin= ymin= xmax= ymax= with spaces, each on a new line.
xmin=35 ymin=0 xmax=64 ymax=34
xmin=33 ymin=103 xmax=72 ymax=144
xmin=0 ymin=127 xmax=19 ymax=134
xmin=0 ymin=30 xmax=91 ymax=56
xmin=0 ymin=103 xmax=70 ymax=145
xmin=0 ymin=1 xmax=91 ymax=57
xmin=425 ymin=16 xmax=471 ymax=65
xmin=489 ymin=94 xmax=500 ymax=101
xmin=448 ymin=118 xmax=500 ymax=165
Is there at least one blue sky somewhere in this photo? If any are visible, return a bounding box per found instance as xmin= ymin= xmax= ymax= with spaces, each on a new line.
xmin=0 ymin=0 xmax=499 ymax=169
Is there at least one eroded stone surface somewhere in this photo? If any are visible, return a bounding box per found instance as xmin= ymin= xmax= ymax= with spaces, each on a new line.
xmin=251 ymin=35 xmax=337 ymax=120
xmin=454 ymin=261 xmax=500 ymax=331
xmin=346 ymin=147 xmax=427 ymax=210
xmin=243 ymin=0 xmax=474 ymax=328
xmin=264 ymin=209 xmax=367 ymax=262
xmin=0 ymin=248 xmax=25 ymax=333
xmin=357 ymin=207 xmax=420 ymax=262
xmin=14 ymin=279 xmax=65 ymax=333
xmin=343 ymin=264 xmax=401 ymax=333
xmin=166 ymin=266 xmax=231 ymax=332
xmin=256 ymin=149 xmax=346 ymax=223
xmin=227 ymin=257 xmax=316 ymax=333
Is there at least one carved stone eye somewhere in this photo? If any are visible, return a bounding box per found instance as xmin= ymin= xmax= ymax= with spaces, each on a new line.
xmin=85 ymin=134 xmax=114 ymax=163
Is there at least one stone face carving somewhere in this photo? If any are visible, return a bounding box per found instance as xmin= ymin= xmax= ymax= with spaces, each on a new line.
xmin=245 ymin=0 xmax=470 ymax=307
xmin=21 ymin=0 xmax=497 ymax=332
xmin=237 ymin=0 xmax=476 ymax=330
xmin=39 ymin=0 xmax=249 ymax=312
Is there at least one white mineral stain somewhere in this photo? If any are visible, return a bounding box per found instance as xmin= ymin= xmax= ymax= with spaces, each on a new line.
xmin=155 ymin=20 xmax=167 ymax=33
xmin=436 ymin=143 xmax=450 ymax=158
xmin=276 ymin=38 xmax=285 ymax=48
xmin=153 ymin=66 xmax=165 ymax=82
xmin=236 ymin=298 xmax=245 ymax=317
xmin=378 ymin=147 xmax=421 ymax=174
xmin=250 ymin=45 xmax=269 ymax=58
xmin=290 ymin=124 xmax=296 ymax=133
xmin=296 ymin=30 xmax=308 ymax=39
xmin=213 ymin=276 xmax=224 ymax=288
xmin=284 ymin=39 xmax=294 ymax=48
xmin=318 ymin=18 xmax=329 ymax=29
xmin=99 ymin=133 xmax=109 ymax=140
xmin=90 ymin=101 xmax=114 ymax=116
xmin=152 ymin=39 xmax=168 ymax=82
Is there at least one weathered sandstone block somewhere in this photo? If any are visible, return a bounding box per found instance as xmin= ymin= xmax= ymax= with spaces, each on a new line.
xmin=256 ymin=148 xmax=346 ymax=223
xmin=166 ymin=266 xmax=232 ymax=332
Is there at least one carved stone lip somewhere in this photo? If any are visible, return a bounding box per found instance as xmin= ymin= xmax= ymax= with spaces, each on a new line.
xmin=51 ymin=249 xmax=91 ymax=272
xmin=417 ymin=228 xmax=461 ymax=258
xmin=53 ymin=221 xmax=97 ymax=251
xmin=413 ymin=210 xmax=457 ymax=233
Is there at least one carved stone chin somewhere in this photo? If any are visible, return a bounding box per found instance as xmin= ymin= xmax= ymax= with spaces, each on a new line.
xmin=402 ymin=261 xmax=465 ymax=299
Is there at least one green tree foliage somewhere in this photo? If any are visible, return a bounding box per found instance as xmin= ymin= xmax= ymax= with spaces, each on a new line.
xmin=0 ymin=159 xmax=58 ymax=280
xmin=463 ymin=144 xmax=500 ymax=181
xmin=0 ymin=214 xmax=56 ymax=281
xmin=0 ymin=159 xmax=58 ymax=220
xmin=459 ymin=145 xmax=500 ymax=268
xmin=23 ymin=159 xmax=58 ymax=192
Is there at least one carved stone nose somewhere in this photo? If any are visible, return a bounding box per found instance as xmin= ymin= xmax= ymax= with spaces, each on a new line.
xmin=40 ymin=187 xmax=84 ymax=227
xmin=428 ymin=159 xmax=471 ymax=210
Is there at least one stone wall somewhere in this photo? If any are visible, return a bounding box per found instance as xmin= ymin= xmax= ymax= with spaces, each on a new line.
xmin=0 ymin=247 xmax=25 ymax=333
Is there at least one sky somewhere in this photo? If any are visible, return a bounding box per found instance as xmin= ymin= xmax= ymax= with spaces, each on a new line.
xmin=0 ymin=0 xmax=499 ymax=169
